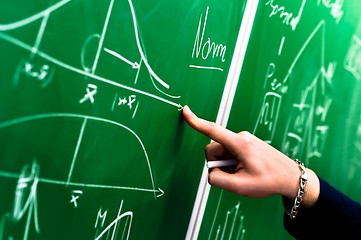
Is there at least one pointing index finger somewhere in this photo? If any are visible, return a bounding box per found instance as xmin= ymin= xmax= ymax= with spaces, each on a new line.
xmin=182 ymin=105 xmax=239 ymax=150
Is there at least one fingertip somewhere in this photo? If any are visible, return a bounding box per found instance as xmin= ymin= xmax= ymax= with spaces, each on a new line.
xmin=182 ymin=105 xmax=197 ymax=126
xmin=182 ymin=105 xmax=193 ymax=117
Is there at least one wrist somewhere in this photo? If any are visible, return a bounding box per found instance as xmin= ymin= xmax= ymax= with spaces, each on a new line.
xmin=283 ymin=166 xmax=320 ymax=216
xmin=286 ymin=159 xmax=308 ymax=218
xmin=280 ymin=158 xmax=304 ymax=200
xmin=301 ymin=168 xmax=320 ymax=207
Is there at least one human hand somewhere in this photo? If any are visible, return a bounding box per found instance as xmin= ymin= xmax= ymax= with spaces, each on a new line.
xmin=182 ymin=105 xmax=315 ymax=201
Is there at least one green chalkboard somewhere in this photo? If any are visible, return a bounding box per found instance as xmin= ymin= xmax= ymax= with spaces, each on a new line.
xmin=198 ymin=0 xmax=361 ymax=239
xmin=0 ymin=0 xmax=247 ymax=239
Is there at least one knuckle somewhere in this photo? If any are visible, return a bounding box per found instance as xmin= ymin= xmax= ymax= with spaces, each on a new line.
xmin=237 ymin=131 xmax=253 ymax=148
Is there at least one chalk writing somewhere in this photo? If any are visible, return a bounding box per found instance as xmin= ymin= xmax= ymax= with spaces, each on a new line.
xmin=119 ymin=95 xmax=137 ymax=109
xmin=0 ymin=161 xmax=41 ymax=240
xmin=24 ymin=62 xmax=51 ymax=81
xmin=14 ymin=161 xmax=41 ymax=239
xmin=111 ymin=93 xmax=140 ymax=119
xmin=265 ymin=0 xmax=306 ymax=31
xmin=254 ymin=92 xmax=282 ymax=143
xmin=278 ymin=36 xmax=286 ymax=56
xmin=70 ymin=190 xmax=83 ymax=208
xmin=80 ymin=84 xmax=98 ymax=104
xmin=94 ymin=200 xmax=133 ymax=240
xmin=190 ymin=7 xmax=227 ymax=71
xmin=13 ymin=59 xmax=55 ymax=88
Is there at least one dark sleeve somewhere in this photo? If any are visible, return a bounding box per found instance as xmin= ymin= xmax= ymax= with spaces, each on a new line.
xmin=283 ymin=177 xmax=361 ymax=240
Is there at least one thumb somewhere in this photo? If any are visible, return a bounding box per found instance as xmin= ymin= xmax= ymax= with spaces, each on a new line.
xmin=182 ymin=105 xmax=240 ymax=149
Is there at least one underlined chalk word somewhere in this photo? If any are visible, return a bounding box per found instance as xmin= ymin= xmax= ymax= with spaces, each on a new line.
xmin=190 ymin=6 xmax=227 ymax=72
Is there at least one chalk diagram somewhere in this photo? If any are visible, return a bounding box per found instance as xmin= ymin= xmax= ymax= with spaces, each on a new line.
xmin=206 ymin=191 xmax=246 ymax=240
xmin=254 ymin=18 xmax=334 ymax=164
xmin=0 ymin=0 xmax=184 ymax=239
xmin=254 ymin=1 xmax=349 ymax=164
xmin=281 ymin=20 xmax=334 ymax=164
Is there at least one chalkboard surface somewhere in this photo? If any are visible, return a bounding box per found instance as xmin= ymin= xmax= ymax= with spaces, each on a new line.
xmin=0 ymin=0 xmax=247 ymax=239
xmin=3 ymin=1 xmax=361 ymax=239
xmin=198 ymin=0 xmax=361 ymax=239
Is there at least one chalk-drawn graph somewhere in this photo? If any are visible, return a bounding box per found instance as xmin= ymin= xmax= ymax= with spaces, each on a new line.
xmin=0 ymin=114 xmax=161 ymax=195
xmin=0 ymin=113 xmax=163 ymax=239
xmin=0 ymin=162 xmax=135 ymax=240
xmin=205 ymin=191 xmax=246 ymax=240
xmin=0 ymin=0 xmax=189 ymax=239
xmin=280 ymin=21 xmax=333 ymax=163
xmin=254 ymin=20 xmax=333 ymax=163
xmin=0 ymin=0 xmax=182 ymax=110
